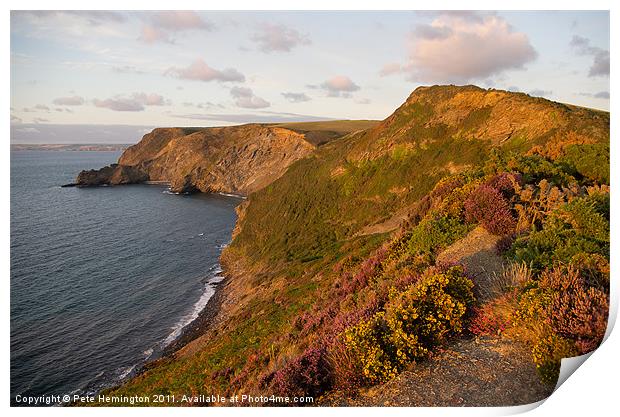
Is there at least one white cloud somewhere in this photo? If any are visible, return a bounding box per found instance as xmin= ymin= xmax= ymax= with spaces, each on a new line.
xmin=52 ymin=96 xmax=85 ymax=106
xmin=379 ymin=62 xmax=402 ymax=77
xmin=230 ymin=87 xmax=270 ymax=109
xmin=165 ymin=59 xmax=245 ymax=82
xmin=138 ymin=11 xmax=213 ymax=44
xmin=320 ymin=76 xmax=360 ymax=98
xmin=402 ymin=13 xmax=537 ymax=83
xmin=93 ymin=92 xmax=170 ymax=112
xmin=151 ymin=11 xmax=213 ymax=32
xmin=138 ymin=25 xmax=172 ymax=44
xmin=251 ymin=23 xmax=310 ymax=53
xmin=281 ymin=92 xmax=311 ymax=103
xmin=529 ymin=89 xmax=552 ymax=97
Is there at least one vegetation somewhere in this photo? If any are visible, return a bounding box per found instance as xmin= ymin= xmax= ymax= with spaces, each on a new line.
xmin=104 ymin=86 xmax=609 ymax=405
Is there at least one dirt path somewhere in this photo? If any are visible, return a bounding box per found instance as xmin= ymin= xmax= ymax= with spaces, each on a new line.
xmin=319 ymin=336 xmax=554 ymax=407
xmin=437 ymin=225 xmax=506 ymax=302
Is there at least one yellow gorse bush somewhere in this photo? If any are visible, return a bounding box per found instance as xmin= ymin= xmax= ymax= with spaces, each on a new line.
xmin=341 ymin=266 xmax=475 ymax=384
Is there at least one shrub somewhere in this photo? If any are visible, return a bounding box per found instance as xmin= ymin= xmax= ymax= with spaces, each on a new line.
xmin=434 ymin=179 xmax=482 ymax=218
xmin=328 ymin=337 xmax=365 ymax=390
xmin=464 ymin=184 xmax=516 ymax=235
xmin=506 ymin=154 xmax=573 ymax=186
xmin=543 ymin=267 xmax=609 ymax=354
xmin=509 ymin=196 xmax=609 ymax=272
xmin=532 ymin=333 xmax=577 ymax=384
xmin=570 ymin=252 xmax=609 ymax=291
xmin=271 ymin=346 xmax=333 ymax=397
xmin=340 ymin=266 xmax=475 ymax=384
xmin=484 ymin=262 xmax=532 ymax=300
xmin=559 ymin=143 xmax=609 ymax=184
xmin=339 ymin=247 xmax=388 ymax=297
xmin=469 ymin=301 xmax=513 ymax=336
xmin=487 ymin=172 xmax=523 ymax=198
xmin=407 ymin=215 xmax=471 ymax=256
xmin=341 ymin=312 xmax=401 ymax=384
xmin=514 ymin=265 xmax=609 ymax=383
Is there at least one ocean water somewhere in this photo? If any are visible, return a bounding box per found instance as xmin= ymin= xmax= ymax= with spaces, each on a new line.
xmin=10 ymin=150 xmax=240 ymax=403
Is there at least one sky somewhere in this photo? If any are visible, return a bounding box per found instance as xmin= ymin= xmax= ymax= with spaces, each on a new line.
xmin=10 ymin=10 xmax=610 ymax=143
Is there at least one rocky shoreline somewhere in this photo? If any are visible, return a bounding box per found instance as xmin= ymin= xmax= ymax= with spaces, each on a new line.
xmin=92 ymin=264 xmax=233 ymax=400
xmin=162 ymin=274 xmax=230 ymax=357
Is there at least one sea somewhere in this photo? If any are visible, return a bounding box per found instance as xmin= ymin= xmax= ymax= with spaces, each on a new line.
xmin=10 ymin=150 xmax=240 ymax=404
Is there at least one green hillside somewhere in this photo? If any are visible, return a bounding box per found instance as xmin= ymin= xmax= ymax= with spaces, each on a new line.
xmin=104 ymin=85 xmax=609 ymax=405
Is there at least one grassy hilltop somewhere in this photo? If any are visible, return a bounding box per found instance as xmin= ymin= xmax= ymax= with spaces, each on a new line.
xmin=106 ymin=85 xmax=609 ymax=405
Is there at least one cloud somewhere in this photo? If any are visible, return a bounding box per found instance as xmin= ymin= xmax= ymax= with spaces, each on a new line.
xmin=11 ymin=114 xmax=22 ymax=124
xmin=22 ymin=105 xmax=51 ymax=112
xmin=230 ymin=87 xmax=270 ymax=109
xmin=570 ymin=35 xmax=609 ymax=77
xmin=174 ymin=111 xmax=334 ymax=124
xmin=281 ymin=92 xmax=311 ymax=103
xmin=151 ymin=11 xmax=213 ymax=32
xmin=529 ymin=89 xmax=552 ymax=97
xmin=251 ymin=23 xmax=311 ymax=52
xmin=33 ymin=117 xmax=49 ymax=123
xmin=25 ymin=11 xmax=126 ymax=24
xmin=52 ymin=96 xmax=85 ymax=106
xmin=319 ymin=76 xmax=360 ymax=98
xmin=138 ymin=11 xmax=213 ymax=44
xmin=579 ymin=91 xmax=610 ymax=99
xmin=182 ymin=101 xmax=225 ymax=110
xmin=165 ymin=59 xmax=245 ymax=82
xmin=355 ymin=98 xmax=372 ymax=105
xmin=93 ymin=92 xmax=170 ymax=112
xmin=112 ymin=65 xmax=146 ymax=74
xmin=403 ymin=13 xmax=537 ymax=83
xmin=379 ymin=62 xmax=402 ymax=77
xmin=139 ymin=25 xmax=172 ymax=44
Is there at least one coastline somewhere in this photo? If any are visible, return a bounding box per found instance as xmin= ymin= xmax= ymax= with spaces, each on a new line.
xmin=161 ymin=273 xmax=230 ymax=357
xmin=89 ymin=260 xmax=233 ymax=402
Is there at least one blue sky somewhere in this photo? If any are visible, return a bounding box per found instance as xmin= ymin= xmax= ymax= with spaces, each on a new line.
xmin=10 ymin=10 xmax=610 ymax=142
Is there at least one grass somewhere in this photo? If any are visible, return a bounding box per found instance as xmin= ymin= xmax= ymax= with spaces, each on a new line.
xmin=103 ymin=86 xmax=610 ymax=404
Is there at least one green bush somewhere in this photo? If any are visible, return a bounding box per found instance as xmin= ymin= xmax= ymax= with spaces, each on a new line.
xmin=559 ymin=144 xmax=609 ymax=184
xmin=406 ymin=215 xmax=472 ymax=257
xmin=509 ymin=195 xmax=609 ymax=271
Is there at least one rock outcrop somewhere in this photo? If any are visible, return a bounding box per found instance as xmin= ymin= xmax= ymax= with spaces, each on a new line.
xmin=74 ymin=122 xmax=375 ymax=195
xmin=75 ymin=164 xmax=149 ymax=187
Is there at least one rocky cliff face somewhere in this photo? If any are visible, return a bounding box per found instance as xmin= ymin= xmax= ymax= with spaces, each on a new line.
xmin=75 ymin=164 xmax=148 ymax=186
xmin=74 ymin=124 xmax=317 ymax=195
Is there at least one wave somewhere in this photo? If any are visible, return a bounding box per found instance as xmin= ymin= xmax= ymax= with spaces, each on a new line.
xmin=117 ymin=364 xmax=137 ymax=380
xmin=160 ymin=268 xmax=224 ymax=348
xmin=217 ymin=192 xmax=247 ymax=199
xmin=162 ymin=188 xmax=191 ymax=195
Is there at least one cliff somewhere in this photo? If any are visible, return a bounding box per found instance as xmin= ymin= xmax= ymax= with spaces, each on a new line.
xmin=74 ymin=121 xmax=378 ymax=195
xmin=100 ymin=85 xmax=609 ymax=406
